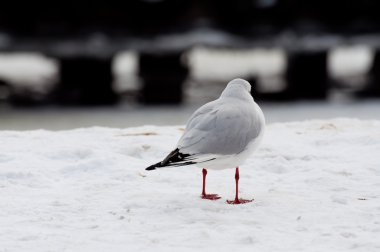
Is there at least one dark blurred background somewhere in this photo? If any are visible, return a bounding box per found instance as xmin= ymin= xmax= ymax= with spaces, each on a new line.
xmin=1 ymin=0 xmax=380 ymax=129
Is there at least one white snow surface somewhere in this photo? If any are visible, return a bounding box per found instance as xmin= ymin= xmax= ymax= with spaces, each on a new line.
xmin=0 ymin=118 xmax=379 ymax=252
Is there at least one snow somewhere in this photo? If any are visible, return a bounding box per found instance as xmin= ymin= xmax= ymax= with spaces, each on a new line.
xmin=0 ymin=118 xmax=380 ymax=251
xmin=329 ymin=46 xmax=373 ymax=78
xmin=188 ymin=47 xmax=286 ymax=81
xmin=0 ymin=53 xmax=57 ymax=92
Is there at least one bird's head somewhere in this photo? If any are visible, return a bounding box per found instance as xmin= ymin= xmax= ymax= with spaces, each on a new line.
xmin=220 ymin=78 xmax=253 ymax=100
xmin=227 ymin=78 xmax=251 ymax=92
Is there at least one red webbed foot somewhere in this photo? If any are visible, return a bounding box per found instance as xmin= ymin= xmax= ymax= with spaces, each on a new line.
xmin=201 ymin=194 xmax=221 ymax=200
xmin=226 ymin=198 xmax=253 ymax=204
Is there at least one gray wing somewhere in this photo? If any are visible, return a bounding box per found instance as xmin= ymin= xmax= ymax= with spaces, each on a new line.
xmin=177 ymin=99 xmax=262 ymax=155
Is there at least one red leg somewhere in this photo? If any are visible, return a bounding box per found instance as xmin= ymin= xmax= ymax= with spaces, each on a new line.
xmin=201 ymin=168 xmax=220 ymax=200
xmin=227 ymin=167 xmax=253 ymax=204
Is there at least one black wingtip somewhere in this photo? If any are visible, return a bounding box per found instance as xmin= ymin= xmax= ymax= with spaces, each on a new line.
xmin=145 ymin=161 xmax=162 ymax=171
xmin=145 ymin=165 xmax=156 ymax=171
xmin=145 ymin=148 xmax=194 ymax=170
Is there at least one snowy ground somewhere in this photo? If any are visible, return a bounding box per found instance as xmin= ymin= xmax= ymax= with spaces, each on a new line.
xmin=0 ymin=118 xmax=379 ymax=251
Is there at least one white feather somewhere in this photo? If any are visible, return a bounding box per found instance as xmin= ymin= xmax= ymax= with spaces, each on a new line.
xmin=176 ymin=78 xmax=265 ymax=170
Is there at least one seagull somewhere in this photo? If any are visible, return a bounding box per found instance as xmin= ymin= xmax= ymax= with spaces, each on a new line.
xmin=145 ymin=78 xmax=265 ymax=204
